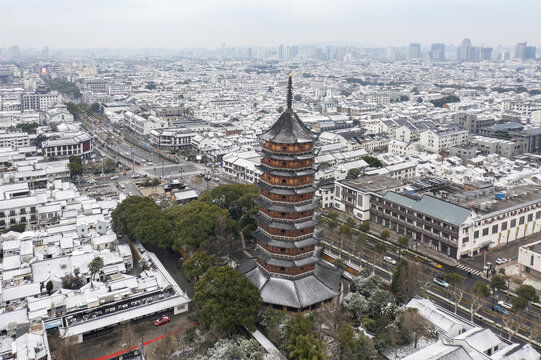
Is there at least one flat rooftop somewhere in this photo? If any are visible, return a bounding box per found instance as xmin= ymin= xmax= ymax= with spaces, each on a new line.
xmin=339 ymin=175 xmax=404 ymax=194
xmin=449 ymin=185 xmax=541 ymax=216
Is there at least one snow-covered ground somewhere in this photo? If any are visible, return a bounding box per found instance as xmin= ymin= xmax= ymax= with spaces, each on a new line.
xmin=382 ymin=336 xmax=437 ymax=360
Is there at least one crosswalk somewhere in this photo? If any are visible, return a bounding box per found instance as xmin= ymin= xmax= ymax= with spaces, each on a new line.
xmin=456 ymin=263 xmax=482 ymax=276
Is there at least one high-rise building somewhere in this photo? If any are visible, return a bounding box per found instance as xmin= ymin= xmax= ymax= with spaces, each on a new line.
xmin=240 ymin=74 xmax=341 ymax=312
xmin=458 ymin=38 xmax=472 ymax=61
xmin=515 ymin=42 xmax=536 ymax=60
xmin=278 ymin=44 xmax=285 ymax=59
xmin=480 ymin=47 xmax=492 ymax=61
xmin=408 ymin=43 xmax=421 ymax=59
xmin=248 ymin=48 xmax=252 ymax=59
xmin=430 ymin=43 xmax=445 ymax=60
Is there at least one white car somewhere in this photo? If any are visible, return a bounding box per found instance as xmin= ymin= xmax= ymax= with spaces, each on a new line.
xmin=383 ymin=256 xmax=396 ymax=265
xmin=495 ymin=258 xmax=508 ymax=265
xmin=119 ymin=184 xmax=126 ymax=189
xmin=498 ymin=300 xmax=512 ymax=310
xmin=110 ymin=176 xmax=119 ymax=180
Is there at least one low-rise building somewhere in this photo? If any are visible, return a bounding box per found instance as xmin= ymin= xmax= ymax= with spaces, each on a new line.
xmin=420 ymin=124 xmax=469 ymax=153
xmin=42 ymin=131 xmax=93 ymax=158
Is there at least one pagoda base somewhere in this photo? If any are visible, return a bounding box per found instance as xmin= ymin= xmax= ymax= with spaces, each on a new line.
xmin=239 ymin=255 xmax=341 ymax=313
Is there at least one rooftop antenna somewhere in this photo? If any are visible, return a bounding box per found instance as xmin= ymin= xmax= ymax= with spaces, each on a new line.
xmin=287 ymin=72 xmax=293 ymax=111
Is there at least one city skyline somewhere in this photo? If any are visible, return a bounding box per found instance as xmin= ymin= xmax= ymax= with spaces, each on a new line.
xmin=1 ymin=0 xmax=540 ymax=49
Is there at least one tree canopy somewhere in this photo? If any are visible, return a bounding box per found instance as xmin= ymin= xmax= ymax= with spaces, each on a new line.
xmin=165 ymin=200 xmax=233 ymax=252
xmin=112 ymin=196 xmax=173 ymax=248
xmin=68 ymin=155 xmax=84 ymax=178
xmin=430 ymin=95 xmax=460 ymax=108
xmin=183 ymin=251 xmax=215 ymax=282
xmin=346 ymin=168 xmax=361 ymax=180
xmin=194 ymin=266 xmax=262 ymax=333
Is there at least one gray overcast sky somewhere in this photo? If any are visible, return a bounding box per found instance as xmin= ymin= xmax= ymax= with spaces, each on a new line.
xmin=1 ymin=0 xmax=539 ymax=49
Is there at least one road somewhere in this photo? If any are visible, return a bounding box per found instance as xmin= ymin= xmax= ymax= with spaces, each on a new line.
xmin=321 ymin=222 xmax=541 ymax=347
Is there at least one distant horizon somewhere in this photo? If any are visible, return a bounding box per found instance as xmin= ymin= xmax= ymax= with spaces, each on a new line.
xmin=1 ymin=0 xmax=540 ymax=49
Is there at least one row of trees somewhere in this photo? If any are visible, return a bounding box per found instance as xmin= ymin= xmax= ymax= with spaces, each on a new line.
xmin=45 ymin=78 xmax=82 ymax=99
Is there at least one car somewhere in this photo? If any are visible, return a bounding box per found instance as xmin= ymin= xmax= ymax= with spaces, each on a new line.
xmin=128 ymin=192 xmax=133 ymax=196
xmin=119 ymin=184 xmax=126 ymax=189
xmin=147 ymin=161 xmax=153 ymax=166
xmin=433 ymin=277 xmax=449 ymax=288
xmin=154 ymin=316 xmax=170 ymax=326
xmin=383 ymin=256 xmax=396 ymax=265
xmin=110 ymin=176 xmax=119 ymax=180
xmin=433 ymin=263 xmax=443 ymax=269
xmin=498 ymin=301 xmax=512 ymax=310
xmin=131 ymin=174 xmax=141 ymax=179
xmin=493 ymin=305 xmax=509 ymax=315
xmin=495 ymin=258 xmax=509 ymax=265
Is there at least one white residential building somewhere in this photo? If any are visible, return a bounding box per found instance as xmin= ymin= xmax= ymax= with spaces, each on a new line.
xmin=420 ymin=124 xmax=469 ymax=153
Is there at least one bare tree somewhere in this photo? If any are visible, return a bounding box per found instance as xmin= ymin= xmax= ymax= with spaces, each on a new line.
xmin=121 ymin=321 xmax=136 ymax=350
xmin=401 ymin=309 xmax=431 ymax=348
xmin=153 ymin=334 xmax=178 ymax=360
xmin=444 ymin=273 xmax=464 ymax=314
xmin=470 ymin=282 xmax=490 ymax=322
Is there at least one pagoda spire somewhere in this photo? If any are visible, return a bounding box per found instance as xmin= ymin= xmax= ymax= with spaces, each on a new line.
xmin=287 ymin=72 xmax=293 ymax=110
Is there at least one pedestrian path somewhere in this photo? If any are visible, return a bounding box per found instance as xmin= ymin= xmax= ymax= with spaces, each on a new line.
xmin=456 ymin=263 xmax=482 ymax=276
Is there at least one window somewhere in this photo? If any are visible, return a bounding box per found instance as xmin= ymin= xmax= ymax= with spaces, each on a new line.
xmin=519 ymin=216 xmax=525 ymax=225
xmin=528 ymin=214 xmax=533 ymax=222
xmin=511 ymin=219 xmax=517 ymax=227
xmin=536 ymin=211 xmax=541 ymax=220
xmin=474 ymin=230 xmax=479 ymax=239
xmin=531 ymin=255 xmax=535 ymax=266
xmin=482 ymin=228 xmax=489 ymax=236
xmin=492 ymin=224 xmax=498 ymax=234
xmin=501 ymin=222 xmax=507 ymax=231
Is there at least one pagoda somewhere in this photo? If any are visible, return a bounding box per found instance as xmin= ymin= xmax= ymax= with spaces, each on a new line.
xmin=240 ymin=74 xmax=341 ymax=312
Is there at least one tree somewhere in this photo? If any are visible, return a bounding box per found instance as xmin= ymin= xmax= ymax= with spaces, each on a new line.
xmin=352 ymin=333 xmax=377 ymax=360
xmin=68 ymin=156 xmax=84 ymax=178
xmin=358 ymin=221 xmax=370 ymax=233
xmin=516 ymin=284 xmax=539 ymax=307
xmin=88 ymin=256 xmax=104 ymax=280
xmin=183 ymin=251 xmax=215 ymax=282
xmin=289 ymin=334 xmax=328 ymax=360
xmin=345 ymin=217 xmax=357 ymax=228
xmin=430 ymin=95 xmax=460 ymax=108
xmin=18 ymin=122 xmax=39 ymax=134
xmin=398 ymin=236 xmax=409 ymax=258
xmin=362 ymin=156 xmax=383 ymax=168
xmin=164 ymin=200 xmax=232 ymax=252
xmin=121 ymin=321 xmax=136 ymax=350
xmin=380 ymin=230 xmax=390 ymax=241
xmin=337 ymin=321 xmax=355 ymax=357
xmin=401 ymin=308 xmax=431 ymax=348
xmin=294 ymin=94 xmax=302 ymax=101
xmin=334 ymin=257 xmax=346 ymax=270
xmin=444 ymin=273 xmax=464 ymax=314
xmin=357 ymin=233 xmax=369 ymax=250
xmin=374 ymin=242 xmax=387 ymax=268
xmin=470 ymin=281 xmax=490 ymax=322
xmin=342 ymin=292 xmax=368 ymax=324
xmin=346 ymin=168 xmax=361 ymax=179
xmin=153 ymin=334 xmax=178 ymax=360
xmin=283 ymin=314 xmax=328 ymax=360
xmin=61 ymin=273 xmax=84 ymax=289
xmin=145 ymin=81 xmax=157 ymax=90
xmin=504 ymin=296 xmax=528 ymax=340
xmin=339 ymin=224 xmax=352 ymax=250
xmin=391 ymin=260 xmax=420 ymax=303
xmin=203 ymin=184 xmax=258 ymax=219
xmin=490 ymin=274 xmax=508 ymax=308
xmin=277 ymin=106 xmax=284 ymax=113
xmin=46 ymin=280 xmax=53 ymax=295
xmin=112 ymin=196 xmax=173 ymax=248
xmin=194 ymin=266 xmax=261 ymax=333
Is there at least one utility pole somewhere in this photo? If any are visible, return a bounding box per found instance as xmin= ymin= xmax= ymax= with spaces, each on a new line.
xmin=131 ymin=147 xmax=135 ymax=174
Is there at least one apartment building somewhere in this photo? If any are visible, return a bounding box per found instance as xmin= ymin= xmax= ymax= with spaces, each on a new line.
xmin=149 ymin=128 xmax=196 ymax=150
xmin=21 ymin=92 xmax=60 ymax=111
xmin=0 ymin=132 xmax=30 ymax=149
xmin=42 ymin=132 xmax=93 ymax=158
xmin=419 ymin=124 xmax=469 ymax=153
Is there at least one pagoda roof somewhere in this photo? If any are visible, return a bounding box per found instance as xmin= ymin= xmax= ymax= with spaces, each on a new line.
xmin=257 ymin=181 xmax=315 ymax=195
xmin=255 ymin=213 xmax=317 ymax=230
xmin=254 ymin=197 xmax=318 ymax=213
xmin=259 ymin=110 xmax=316 ymax=144
xmin=239 ymin=258 xmax=342 ymax=309
xmin=254 ymin=230 xmax=318 ymax=248
xmin=257 ymin=165 xmax=317 ymax=177
xmin=260 ymin=151 xmax=315 ymax=161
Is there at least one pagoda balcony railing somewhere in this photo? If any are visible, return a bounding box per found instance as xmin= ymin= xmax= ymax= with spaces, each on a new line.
xmin=261 ymin=158 xmax=314 ymax=170
xmin=257 ymin=244 xmax=314 ymax=260
xmin=263 ymin=141 xmax=313 ymax=154
xmin=259 ymin=228 xmax=313 ymax=242
xmin=260 ymin=193 xmax=314 ymax=205
xmin=259 ymin=210 xmax=313 ymax=223
xmin=260 ymin=176 xmax=314 ymax=188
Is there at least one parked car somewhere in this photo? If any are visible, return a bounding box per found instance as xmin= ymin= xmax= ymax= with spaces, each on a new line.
xmin=498 ymin=301 xmax=512 ymax=310
xmin=110 ymin=175 xmax=119 ymax=180
xmin=383 ymin=256 xmax=397 ymax=265
xmin=154 ymin=316 xmax=170 ymax=326
xmin=119 ymin=184 xmax=126 ymax=189
xmin=493 ymin=305 xmax=509 ymax=315
xmin=433 ymin=277 xmax=449 ymax=288
xmin=495 ymin=258 xmax=508 ymax=265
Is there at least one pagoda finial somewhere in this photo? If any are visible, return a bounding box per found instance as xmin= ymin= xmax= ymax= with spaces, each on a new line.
xmin=287 ymin=72 xmax=293 ymax=110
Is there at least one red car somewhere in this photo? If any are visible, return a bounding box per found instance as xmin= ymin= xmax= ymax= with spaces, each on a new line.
xmin=154 ymin=316 xmax=170 ymax=326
